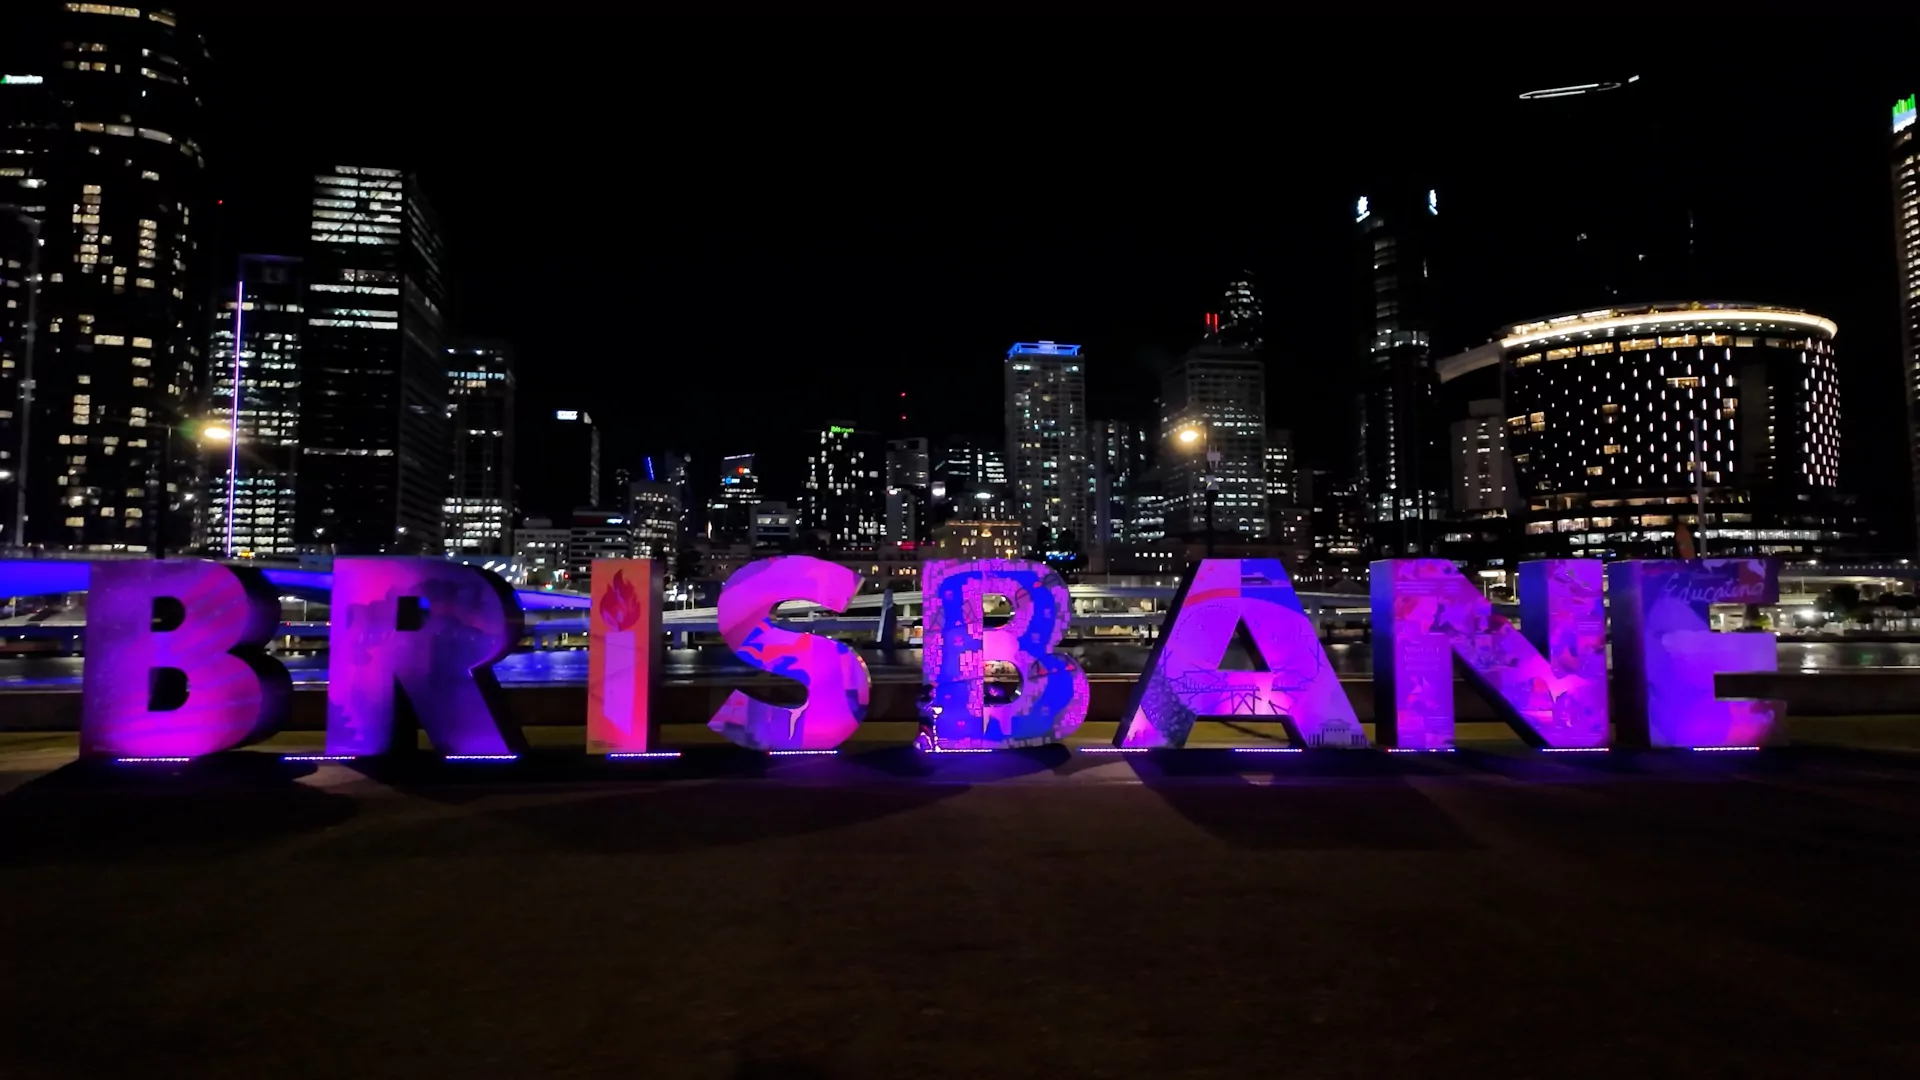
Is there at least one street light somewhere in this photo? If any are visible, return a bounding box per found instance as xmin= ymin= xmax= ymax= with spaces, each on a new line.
xmin=154 ymin=419 xmax=235 ymax=559
xmin=1175 ymin=423 xmax=1223 ymax=557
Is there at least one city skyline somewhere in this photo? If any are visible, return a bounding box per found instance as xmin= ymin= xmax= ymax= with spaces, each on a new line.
xmin=186 ymin=25 xmax=1908 ymax=545
xmin=4 ymin=11 xmax=1917 ymax=559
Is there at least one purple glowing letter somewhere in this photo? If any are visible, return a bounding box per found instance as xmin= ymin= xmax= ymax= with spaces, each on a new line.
xmin=1607 ymin=558 xmax=1784 ymax=748
xmin=922 ymin=559 xmax=1089 ymax=748
xmin=81 ymin=559 xmax=291 ymax=758
xmin=324 ymin=558 xmax=526 ymax=757
xmin=707 ymin=555 xmax=870 ymax=750
xmin=1117 ymin=558 xmax=1365 ymax=749
xmin=1370 ymin=559 xmax=1607 ymax=749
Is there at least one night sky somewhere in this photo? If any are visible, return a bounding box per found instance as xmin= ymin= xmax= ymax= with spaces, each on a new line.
xmin=198 ymin=19 xmax=1915 ymax=543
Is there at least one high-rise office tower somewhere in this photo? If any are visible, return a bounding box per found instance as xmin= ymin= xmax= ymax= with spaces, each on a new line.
xmin=643 ymin=451 xmax=694 ymax=536
xmin=1448 ymin=398 xmax=1510 ymax=516
xmin=884 ymin=435 xmax=930 ymax=546
xmin=1305 ymin=468 xmax=1366 ymax=584
xmin=1264 ymin=427 xmax=1297 ymax=509
xmin=298 ymin=165 xmax=447 ymax=554
xmin=1355 ymin=183 xmax=1447 ymax=556
xmin=521 ymin=408 xmax=599 ymax=522
xmin=1004 ymin=341 xmax=1090 ymax=549
xmin=1090 ymin=419 xmax=1144 ymax=547
xmin=709 ymin=452 xmax=757 ymax=541
xmin=1160 ymin=345 xmax=1269 ymax=538
xmin=444 ymin=339 xmax=514 ymax=555
xmin=626 ymin=478 xmax=679 ymax=561
xmin=930 ymin=437 xmax=1011 ymax=524
xmin=1503 ymin=75 xmax=1704 ymax=319
xmin=1216 ymin=273 xmax=1265 ymax=353
xmin=204 ymin=255 xmax=302 ymax=557
xmin=805 ymin=423 xmax=884 ymax=548
xmin=2 ymin=6 xmax=209 ymax=551
xmin=1893 ymin=92 xmax=1920 ymax=546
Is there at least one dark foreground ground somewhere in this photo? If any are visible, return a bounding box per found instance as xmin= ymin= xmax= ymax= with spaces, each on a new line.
xmin=4 ymin=729 xmax=1920 ymax=1078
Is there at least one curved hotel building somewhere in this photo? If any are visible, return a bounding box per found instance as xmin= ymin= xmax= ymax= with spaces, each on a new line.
xmin=1438 ymin=303 xmax=1852 ymax=558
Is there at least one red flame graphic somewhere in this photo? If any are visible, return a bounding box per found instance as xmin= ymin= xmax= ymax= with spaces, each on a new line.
xmin=599 ymin=569 xmax=643 ymax=632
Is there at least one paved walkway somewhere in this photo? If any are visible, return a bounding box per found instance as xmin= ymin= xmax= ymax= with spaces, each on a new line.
xmin=4 ymin=735 xmax=1920 ymax=1078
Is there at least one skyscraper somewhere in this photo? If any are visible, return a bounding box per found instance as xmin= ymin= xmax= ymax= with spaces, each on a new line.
xmin=709 ymin=452 xmax=758 ymax=541
xmin=1355 ymin=183 xmax=1446 ymax=556
xmin=805 ymin=423 xmax=884 ymax=548
xmin=1090 ymin=418 xmax=1144 ymax=547
xmin=522 ymin=407 xmax=599 ymax=521
xmin=1160 ymin=345 xmax=1269 ymax=539
xmin=444 ymin=339 xmax=514 ymax=555
xmin=1004 ymin=341 xmax=1090 ymax=550
xmin=643 ymin=450 xmax=695 ymax=537
xmin=1 ymin=6 xmax=210 ymax=551
xmin=1448 ymin=398 xmax=1509 ymax=517
xmin=298 ymin=165 xmax=447 ymax=554
xmin=884 ymin=435 xmax=930 ymax=547
xmin=1501 ymin=75 xmax=1704 ymax=319
xmin=1216 ymin=273 xmax=1265 ymax=353
xmin=626 ymin=478 xmax=679 ymax=562
xmin=204 ymin=255 xmax=303 ymax=557
xmin=1892 ymin=91 xmax=1920 ymax=546
xmin=930 ymin=437 xmax=1011 ymax=523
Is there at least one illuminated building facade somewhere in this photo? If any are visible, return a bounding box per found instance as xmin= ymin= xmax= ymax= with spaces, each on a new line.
xmin=1892 ymin=92 xmax=1920 ymax=545
xmin=1437 ymin=303 xmax=1850 ymax=558
xmin=1355 ymin=182 xmax=1446 ymax=556
xmin=1448 ymin=398 xmax=1510 ymax=515
xmin=932 ymin=519 xmax=1026 ymax=562
xmin=298 ymin=164 xmax=447 ymax=554
xmin=444 ymin=339 xmax=514 ymax=555
xmin=203 ymin=255 xmax=302 ymax=557
xmin=625 ymin=479 xmax=679 ymax=561
xmin=930 ymin=438 xmax=1011 ymax=524
xmin=709 ymin=452 xmax=758 ymax=542
xmin=2 ymin=4 xmax=209 ymax=551
xmin=1159 ymin=346 xmax=1268 ymax=538
xmin=1216 ymin=273 xmax=1264 ymax=352
xmin=1004 ymin=341 xmax=1090 ymax=549
xmin=1091 ymin=418 xmax=1144 ymax=547
xmin=804 ymin=423 xmax=883 ymax=548
xmin=1305 ymin=468 xmax=1366 ymax=585
xmin=884 ymin=435 xmax=929 ymax=547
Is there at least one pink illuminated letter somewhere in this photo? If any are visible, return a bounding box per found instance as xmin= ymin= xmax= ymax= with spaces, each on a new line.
xmin=324 ymin=558 xmax=526 ymax=757
xmin=1370 ymin=559 xmax=1607 ymax=749
xmin=921 ymin=558 xmax=1089 ymax=748
xmin=1117 ymin=558 xmax=1364 ymax=749
xmin=81 ymin=559 xmax=291 ymax=758
xmin=587 ymin=559 xmax=663 ymax=754
xmin=1607 ymin=558 xmax=1784 ymax=748
xmin=707 ymin=555 xmax=870 ymax=750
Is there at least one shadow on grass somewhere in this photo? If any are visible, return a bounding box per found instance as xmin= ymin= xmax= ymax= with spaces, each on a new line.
xmin=0 ymin=752 xmax=358 ymax=865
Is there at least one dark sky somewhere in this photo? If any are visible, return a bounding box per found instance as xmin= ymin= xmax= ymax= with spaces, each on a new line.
xmin=197 ymin=18 xmax=1917 ymax=542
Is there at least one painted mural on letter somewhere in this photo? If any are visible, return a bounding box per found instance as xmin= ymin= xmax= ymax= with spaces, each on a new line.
xmin=706 ymin=555 xmax=871 ymax=750
xmin=1117 ymin=558 xmax=1367 ymax=749
xmin=921 ymin=559 xmax=1089 ymax=749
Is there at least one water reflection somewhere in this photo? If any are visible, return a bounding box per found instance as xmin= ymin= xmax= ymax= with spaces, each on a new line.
xmin=0 ymin=640 xmax=1915 ymax=688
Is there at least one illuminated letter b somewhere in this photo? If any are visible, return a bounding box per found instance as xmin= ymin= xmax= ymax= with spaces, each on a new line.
xmin=81 ymin=559 xmax=291 ymax=758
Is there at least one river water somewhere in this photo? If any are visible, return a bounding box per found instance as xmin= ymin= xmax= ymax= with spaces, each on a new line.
xmin=3 ymin=640 xmax=1919 ymax=687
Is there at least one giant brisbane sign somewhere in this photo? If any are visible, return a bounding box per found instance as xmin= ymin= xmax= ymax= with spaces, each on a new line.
xmin=68 ymin=554 xmax=1785 ymax=760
